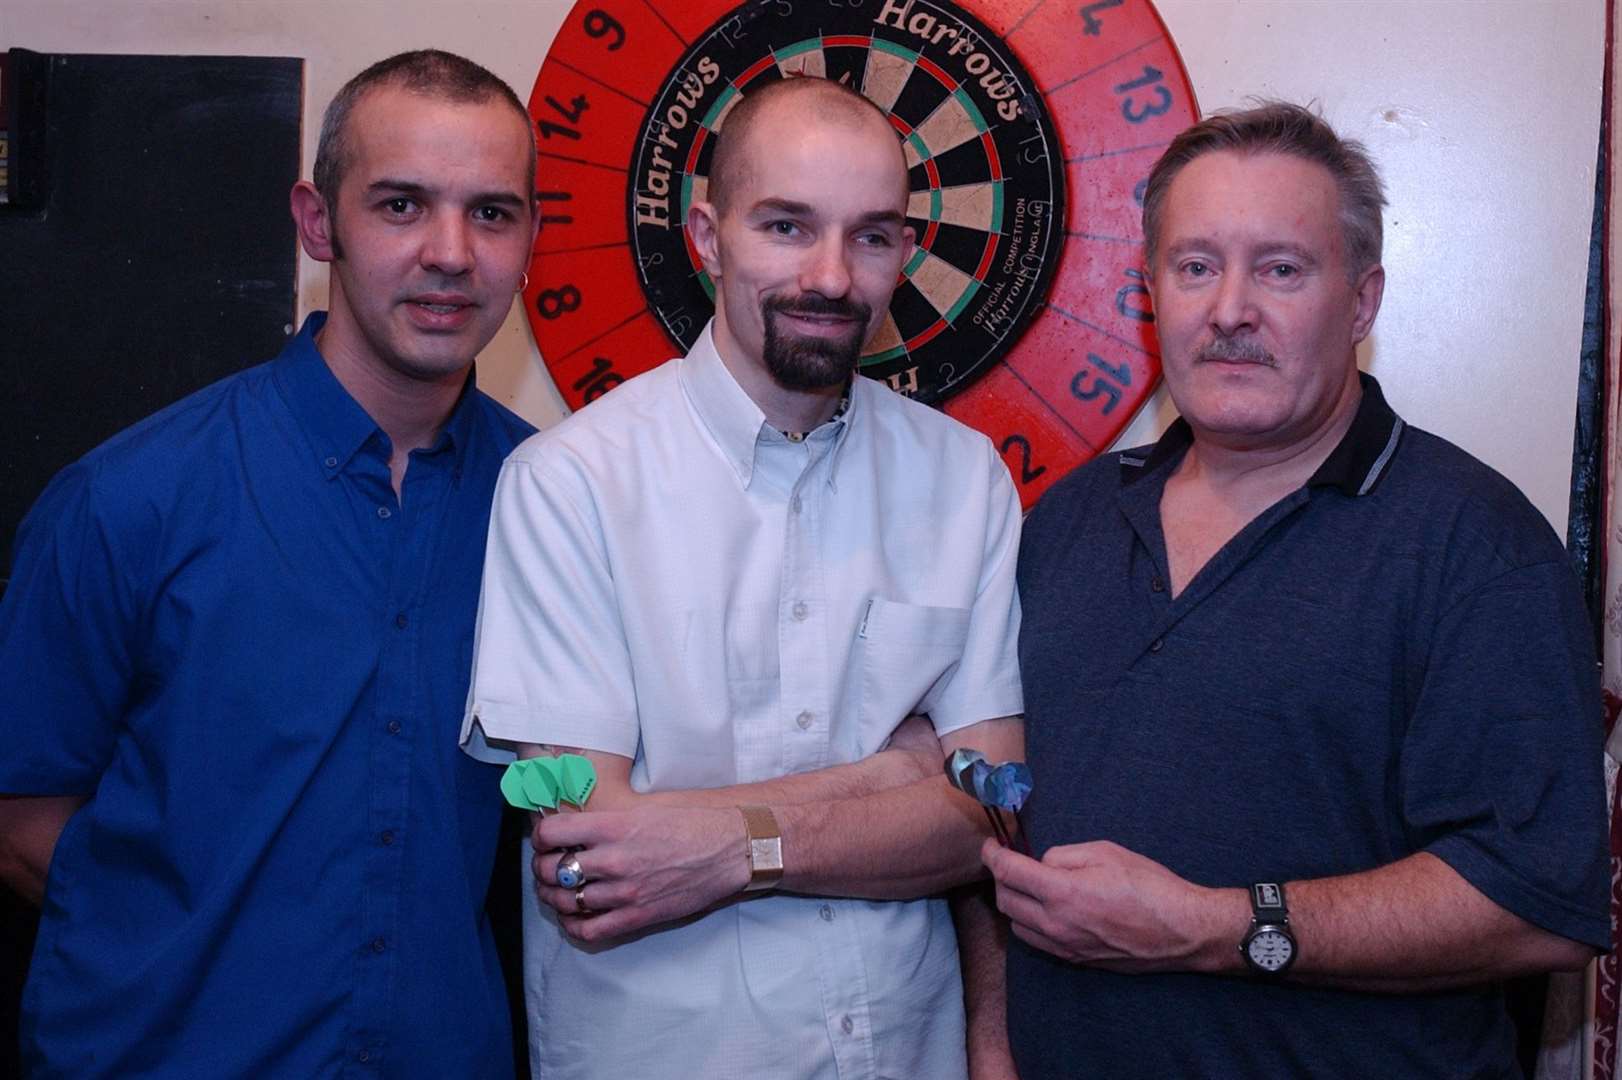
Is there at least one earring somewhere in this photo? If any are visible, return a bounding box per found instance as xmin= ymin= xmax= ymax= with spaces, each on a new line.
xmin=518 ymin=271 xmax=530 ymax=294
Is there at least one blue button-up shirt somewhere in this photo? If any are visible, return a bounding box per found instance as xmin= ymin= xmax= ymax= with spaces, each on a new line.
xmin=0 ymin=314 xmax=532 ymax=1078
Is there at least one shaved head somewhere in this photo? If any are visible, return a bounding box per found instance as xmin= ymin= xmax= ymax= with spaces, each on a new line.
xmin=706 ymin=77 xmax=908 ymax=214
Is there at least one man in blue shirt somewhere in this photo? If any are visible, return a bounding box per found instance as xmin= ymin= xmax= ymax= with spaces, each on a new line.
xmin=985 ymin=102 xmax=1609 ymax=1077
xmin=0 ymin=50 xmax=538 ymax=1076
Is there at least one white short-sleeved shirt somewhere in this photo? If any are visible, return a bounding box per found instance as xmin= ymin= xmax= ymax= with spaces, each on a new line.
xmin=463 ymin=322 xmax=1023 ymax=1080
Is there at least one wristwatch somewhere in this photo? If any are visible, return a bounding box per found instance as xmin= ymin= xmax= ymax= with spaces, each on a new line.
xmin=1240 ymin=882 xmax=1296 ymax=975
xmin=739 ymin=805 xmax=783 ymax=892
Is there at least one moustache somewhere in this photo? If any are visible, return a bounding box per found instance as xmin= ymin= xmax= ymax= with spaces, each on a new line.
xmin=763 ymin=294 xmax=872 ymax=326
xmin=1196 ymin=339 xmax=1275 ymax=366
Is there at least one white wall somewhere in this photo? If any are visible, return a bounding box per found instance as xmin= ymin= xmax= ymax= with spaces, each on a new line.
xmin=3 ymin=0 xmax=1603 ymax=534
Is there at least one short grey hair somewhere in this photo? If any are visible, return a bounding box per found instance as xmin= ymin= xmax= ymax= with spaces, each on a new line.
xmin=1142 ymin=101 xmax=1386 ymax=278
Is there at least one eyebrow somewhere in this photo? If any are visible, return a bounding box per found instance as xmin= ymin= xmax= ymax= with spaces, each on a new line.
xmin=748 ymin=197 xmax=814 ymax=218
xmin=854 ymin=209 xmax=907 ymax=228
xmin=366 ymin=178 xmax=528 ymax=209
xmin=1163 ymin=238 xmax=1321 ymax=264
xmin=747 ymin=197 xmax=906 ymax=227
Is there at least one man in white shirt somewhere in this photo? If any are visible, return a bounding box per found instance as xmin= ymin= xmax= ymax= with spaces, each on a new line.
xmin=463 ymin=76 xmax=1023 ymax=1080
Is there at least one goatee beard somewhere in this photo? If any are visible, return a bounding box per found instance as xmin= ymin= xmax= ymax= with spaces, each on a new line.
xmin=761 ymin=294 xmax=872 ymax=391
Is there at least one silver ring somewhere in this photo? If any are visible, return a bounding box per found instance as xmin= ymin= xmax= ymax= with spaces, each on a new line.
xmin=557 ymin=852 xmax=586 ymax=889
xmin=575 ymin=886 xmax=591 ymax=915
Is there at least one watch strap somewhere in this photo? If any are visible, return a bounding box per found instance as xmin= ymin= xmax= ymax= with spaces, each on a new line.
xmin=739 ymin=805 xmax=783 ymax=891
xmin=1250 ymin=881 xmax=1288 ymax=922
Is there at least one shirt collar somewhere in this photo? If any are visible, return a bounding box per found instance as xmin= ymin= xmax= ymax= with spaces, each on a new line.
xmin=679 ymin=320 xmax=857 ymax=490
xmin=1120 ymin=372 xmax=1405 ymax=497
xmin=273 ymin=311 xmax=482 ymax=478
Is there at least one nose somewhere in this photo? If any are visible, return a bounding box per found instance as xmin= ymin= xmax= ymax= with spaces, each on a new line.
xmin=421 ymin=211 xmax=474 ymax=277
xmin=1210 ymin=270 xmax=1257 ymax=336
xmin=799 ymin=235 xmax=852 ymax=299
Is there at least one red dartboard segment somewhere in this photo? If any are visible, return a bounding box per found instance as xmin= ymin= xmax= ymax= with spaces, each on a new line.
xmin=943 ymin=364 xmax=1095 ymax=506
xmin=1003 ymin=0 xmax=1182 ymax=91
xmin=524 ymin=0 xmax=1198 ymax=509
xmin=531 ymin=155 xmax=634 ymax=253
xmin=1065 ymin=142 xmax=1170 ymax=243
xmin=1002 ymin=303 xmax=1160 ymax=455
xmin=542 ymin=0 xmax=686 ymax=106
xmin=528 ymin=60 xmax=650 ymax=176
xmin=1045 ymin=41 xmax=1195 ymax=160
xmin=647 ymin=1 xmax=722 ymax=43
xmin=543 ymin=308 xmax=675 ymax=407
xmin=1045 ymin=234 xmax=1160 ymax=358
xmin=525 ymin=244 xmax=647 ymax=361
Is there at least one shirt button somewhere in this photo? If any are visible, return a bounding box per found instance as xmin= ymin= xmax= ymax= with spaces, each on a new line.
xmin=841 ymin=1015 xmax=854 ymax=1035
xmin=357 ymin=1050 xmax=370 ymax=1064
xmin=380 ymin=830 xmax=395 ymax=846
xmin=819 ymin=904 xmax=834 ymax=922
xmin=376 ymin=506 xmax=392 ymax=520
xmin=1151 ymin=577 xmax=1166 ymax=593
xmin=324 ymin=456 xmax=339 ymax=469
xmin=394 ymin=612 xmax=408 ymax=629
xmin=795 ymin=710 xmax=813 ymax=730
xmin=387 ymin=719 xmax=402 ymax=735
xmin=792 ymin=601 xmax=808 ymax=621
xmin=1149 ymin=638 xmax=1164 ymax=653
xmin=370 ymin=937 xmax=387 ymax=953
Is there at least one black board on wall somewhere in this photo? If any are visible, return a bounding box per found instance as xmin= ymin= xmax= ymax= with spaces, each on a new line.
xmin=0 ymin=51 xmax=302 ymax=582
xmin=0 ymin=51 xmax=301 ymax=1078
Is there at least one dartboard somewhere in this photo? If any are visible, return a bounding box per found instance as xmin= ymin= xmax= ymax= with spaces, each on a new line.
xmin=523 ymin=0 xmax=1197 ymax=506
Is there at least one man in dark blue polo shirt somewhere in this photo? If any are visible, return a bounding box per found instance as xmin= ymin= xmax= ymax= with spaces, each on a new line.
xmin=986 ymin=102 xmax=1609 ymax=1077
xmin=0 ymin=50 xmax=537 ymax=1076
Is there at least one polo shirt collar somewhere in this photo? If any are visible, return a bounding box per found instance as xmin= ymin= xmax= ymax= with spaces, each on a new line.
xmin=1304 ymin=373 xmax=1405 ymax=496
xmin=680 ymin=319 xmax=855 ymax=490
xmin=1120 ymin=372 xmax=1405 ymax=497
xmin=274 ymin=311 xmax=482 ymax=479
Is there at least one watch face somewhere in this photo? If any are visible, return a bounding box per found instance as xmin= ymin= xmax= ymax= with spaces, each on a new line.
xmin=1246 ymin=928 xmax=1294 ymax=973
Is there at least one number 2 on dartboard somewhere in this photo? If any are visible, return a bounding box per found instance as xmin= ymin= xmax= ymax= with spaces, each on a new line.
xmin=999 ymin=434 xmax=1048 ymax=485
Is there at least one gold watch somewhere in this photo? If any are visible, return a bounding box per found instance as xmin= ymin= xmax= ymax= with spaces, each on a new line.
xmin=739 ymin=805 xmax=783 ymax=891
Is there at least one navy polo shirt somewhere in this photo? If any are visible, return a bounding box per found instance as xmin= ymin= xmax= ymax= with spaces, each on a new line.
xmin=1010 ymin=375 xmax=1609 ymax=1078
xmin=0 ymin=314 xmax=532 ymax=1077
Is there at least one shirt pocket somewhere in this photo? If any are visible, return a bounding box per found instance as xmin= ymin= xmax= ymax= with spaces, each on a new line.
xmin=856 ymin=598 xmax=972 ymax=755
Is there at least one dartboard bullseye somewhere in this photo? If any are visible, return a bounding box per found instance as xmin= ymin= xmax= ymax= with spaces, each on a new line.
xmin=524 ymin=0 xmax=1197 ymax=506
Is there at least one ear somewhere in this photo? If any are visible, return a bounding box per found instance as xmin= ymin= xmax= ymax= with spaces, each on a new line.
xmin=1350 ymin=263 xmax=1385 ymax=344
xmin=290 ymin=180 xmax=337 ymax=263
xmin=900 ymin=223 xmax=917 ymax=267
xmin=688 ymin=200 xmax=723 ymax=282
xmin=528 ymin=192 xmax=544 ymax=247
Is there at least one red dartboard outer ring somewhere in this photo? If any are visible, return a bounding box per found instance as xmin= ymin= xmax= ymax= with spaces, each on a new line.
xmin=523 ymin=0 xmax=1198 ymax=508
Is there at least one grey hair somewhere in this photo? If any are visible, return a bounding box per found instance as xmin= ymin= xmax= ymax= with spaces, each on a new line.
xmin=1142 ymin=101 xmax=1386 ymax=278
